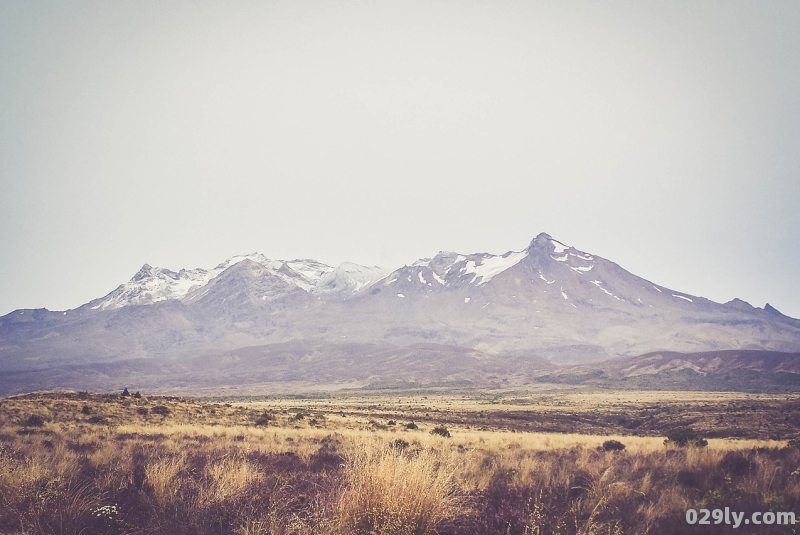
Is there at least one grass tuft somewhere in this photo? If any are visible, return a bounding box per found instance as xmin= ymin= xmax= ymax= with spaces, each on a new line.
xmin=331 ymin=443 xmax=460 ymax=535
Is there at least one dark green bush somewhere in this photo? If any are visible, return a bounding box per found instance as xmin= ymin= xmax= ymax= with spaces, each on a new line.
xmin=151 ymin=405 xmax=170 ymax=416
xmin=22 ymin=415 xmax=44 ymax=427
xmin=602 ymin=439 xmax=626 ymax=451
xmin=431 ymin=426 xmax=451 ymax=438
xmin=255 ymin=412 xmax=272 ymax=426
xmin=370 ymin=419 xmax=387 ymax=430
xmin=664 ymin=427 xmax=708 ymax=448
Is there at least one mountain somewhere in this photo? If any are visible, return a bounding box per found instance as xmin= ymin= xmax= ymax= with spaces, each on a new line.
xmin=1 ymin=232 xmax=799 ymax=395
xmin=535 ymin=350 xmax=800 ymax=392
xmin=85 ymin=254 xmax=379 ymax=310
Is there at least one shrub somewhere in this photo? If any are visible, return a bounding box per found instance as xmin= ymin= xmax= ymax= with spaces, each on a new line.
xmin=151 ymin=405 xmax=170 ymax=416
xmin=133 ymin=391 xmax=142 ymax=399
xmin=431 ymin=426 xmax=451 ymax=438
xmin=81 ymin=405 xmax=91 ymax=415
xmin=405 ymin=422 xmax=419 ymax=430
xmin=664 ymin=427 xmax=708 ymax=448
xmin=121 ymin=388 xmax=130 ymax=397
xmin=370 ymin=420 xmax=388 ymax=430
xmin=136 ymin=407 xmax=149 ymax=416
xmin=22 ymin=415 xmax=44 ymax=427
xmin=391 ymin=439 xmax=410 ymax=451
xmin=254 ymin=411 xmax=272 ymax=426
xmin=601 ymin=439 xmax=626 ymax=451
xmin=677 ymin=469 xmax=702 ymax=488
xmin=719 ymin=450 xmax=753 ymax=476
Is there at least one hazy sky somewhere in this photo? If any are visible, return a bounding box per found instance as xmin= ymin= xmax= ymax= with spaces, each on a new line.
xmin=1 ymin=1 xmax=799 ymax=318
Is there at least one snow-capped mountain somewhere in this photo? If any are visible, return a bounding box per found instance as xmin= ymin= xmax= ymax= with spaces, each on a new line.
xmin=313 ymin=262 xmax=390 ymax=299
xmin=85 ymin=254 xmax=386 ymax=311
xmin=2 ymin=232 xmax=799 ymax=395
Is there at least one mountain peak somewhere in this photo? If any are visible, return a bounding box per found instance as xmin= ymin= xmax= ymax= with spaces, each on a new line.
xmin=218 ymin=258 xmax=263 ymax=275
xmin=529 ymin=232 xmax=569 ymax=253
xmin=765 ymin=303 xmax=787 ymax=317
xmin=725 ymin=298 xmax=755 ymax=311
xmin=313 ymin=262 xmax=389 ymax=298
xmin=132 ymin=264 xmax=154 ymax=282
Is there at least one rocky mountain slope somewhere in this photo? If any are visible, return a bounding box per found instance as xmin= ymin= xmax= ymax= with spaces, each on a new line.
xmin=1 ymin=233 xmax=799 ymax=394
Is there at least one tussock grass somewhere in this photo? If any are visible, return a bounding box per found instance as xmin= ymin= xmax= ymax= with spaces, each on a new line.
xmin=331 ymin=441 xmax=461 ymax=535
xmin=1 ymin=390 xmax=799 ymax=534
xmin=205 ymin=453 xmax=263 ymax=503
xmin=146 ymin=454 xmax=186 ymax=506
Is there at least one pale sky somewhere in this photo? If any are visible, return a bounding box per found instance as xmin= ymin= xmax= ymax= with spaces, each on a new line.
xmin=1 ymin=1 xmax=799 ymax=318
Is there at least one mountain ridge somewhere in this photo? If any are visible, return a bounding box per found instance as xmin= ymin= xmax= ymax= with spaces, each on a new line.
xmin=1 ymin=232 xmax=799 ymax=395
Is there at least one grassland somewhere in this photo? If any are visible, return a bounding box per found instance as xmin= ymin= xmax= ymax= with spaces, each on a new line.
xmin=1 ymin=389 xmax=799 ymax=534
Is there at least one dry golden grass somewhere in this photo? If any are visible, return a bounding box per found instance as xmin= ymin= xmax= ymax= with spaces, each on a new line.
xmin=205 ymin=453 xmax=263 ymax=503
xmin=1 ymin=390 xmax=799 ymax=534
xmin=330 ymin=440 xmax=461 ymax=535
xmin=145 ymin=454 xmax=185 ymax=506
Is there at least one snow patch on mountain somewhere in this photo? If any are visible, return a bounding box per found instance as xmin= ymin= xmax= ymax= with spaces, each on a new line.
xmin=551 ymin=239 xmax=569 ymax=254
xmin=313 ymin=262 xmax=389 ymax=298
xmin=89 ymin=254 xmax=387 ymax=310
xmin=90 ymin=264 xmax=220 ymax=310
xmin=451 ymin=250 xmax=528 ymax=286
xmin=591 ymin=280 xmax=622 ymax=301
xmin=446 ymin=256 xmax=466 ymax=274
